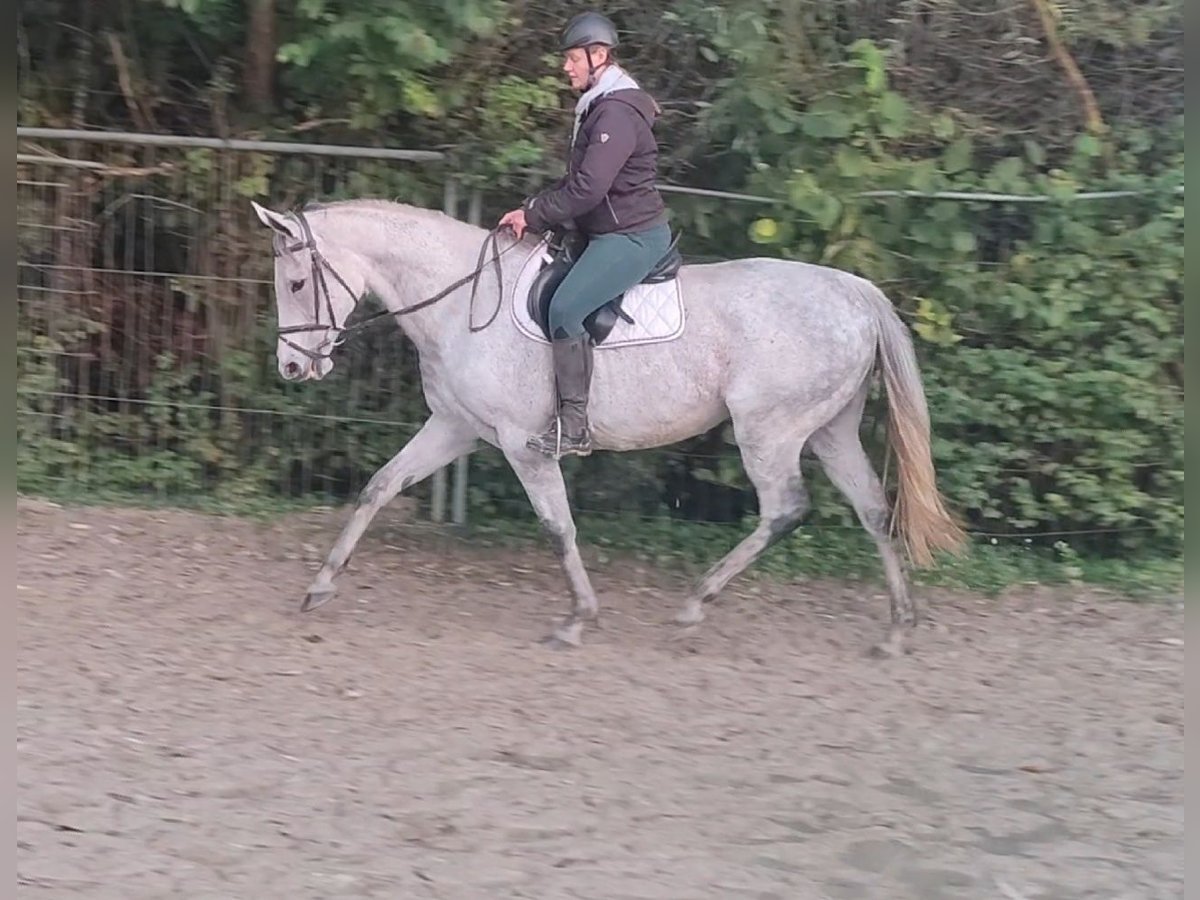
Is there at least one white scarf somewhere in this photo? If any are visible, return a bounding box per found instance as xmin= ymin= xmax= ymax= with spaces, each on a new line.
xmin=572 ymin=64 xmax=641 ymax=147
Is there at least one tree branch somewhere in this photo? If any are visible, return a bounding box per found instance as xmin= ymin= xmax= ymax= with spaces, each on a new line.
xmin=104 ymin=30 xmax=156 ymax=132
xmin=243 ymin=0 xmax=276 ymax=113
xmin=1027 ymin=0 xmax=1105 ymax=134
xmin=71 ymin=0 xmax=93 ymax=126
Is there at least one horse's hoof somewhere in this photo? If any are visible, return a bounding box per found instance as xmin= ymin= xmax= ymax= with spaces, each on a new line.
xmin=540 ymin=620 xmax=583 ymax=649
xmin=867 ymin=628 xmax=911 ymax=659
xmin=301 ymin=584 xmax=337 ymax=612
xmin=674 ymin=604 xmax=705 ymax=626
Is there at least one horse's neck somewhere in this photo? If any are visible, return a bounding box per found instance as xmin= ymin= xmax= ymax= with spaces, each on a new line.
xmin=326 ymin=206 xmax=492 ymax=349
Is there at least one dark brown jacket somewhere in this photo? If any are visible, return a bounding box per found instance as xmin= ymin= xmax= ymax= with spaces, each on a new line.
xmin=523 ymin=89 xmax=667 ymax=236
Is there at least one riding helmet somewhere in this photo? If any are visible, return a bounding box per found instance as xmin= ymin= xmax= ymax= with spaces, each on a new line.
xmin=558 ymin=11 xmax=620 ymax=51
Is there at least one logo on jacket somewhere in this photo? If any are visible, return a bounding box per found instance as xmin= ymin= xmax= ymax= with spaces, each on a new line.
xmin=600 ymin=132 xmax=610 ymax=143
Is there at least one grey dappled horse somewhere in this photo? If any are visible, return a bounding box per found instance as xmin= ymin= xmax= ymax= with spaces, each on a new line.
xmin=251 ymin=198 xmax=966 ymax=654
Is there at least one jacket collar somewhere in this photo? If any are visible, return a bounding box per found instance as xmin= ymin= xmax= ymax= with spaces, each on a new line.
xmin=572 ymin=64 xmax=641 ymax=146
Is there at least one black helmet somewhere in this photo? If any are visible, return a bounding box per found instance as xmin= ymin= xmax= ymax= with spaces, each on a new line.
xmin=558 ymin=11 xmax=619 ymax=51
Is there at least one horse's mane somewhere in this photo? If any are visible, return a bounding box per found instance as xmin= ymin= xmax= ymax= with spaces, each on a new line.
xmin=302 ymin=197 xmax=447 ymax=219
xmin=298 ymin=195 xmax=542 ymax=251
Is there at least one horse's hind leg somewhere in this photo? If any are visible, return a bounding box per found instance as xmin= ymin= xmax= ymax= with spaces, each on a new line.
xmin=301 ymin=414 xmax=477 ymax=612
xmin=809 ymin=393 xmax=916 ymax=656
xmin=676 ymin=414 xmax=811 ymax=625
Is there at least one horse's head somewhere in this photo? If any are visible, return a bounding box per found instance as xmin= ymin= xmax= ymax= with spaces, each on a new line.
xmin=251 ymin=200 xmax=366 ymax=382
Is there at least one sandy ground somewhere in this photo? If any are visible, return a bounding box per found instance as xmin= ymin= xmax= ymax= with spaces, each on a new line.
xmin=16 ymin=499 xmax=1183 ymax=899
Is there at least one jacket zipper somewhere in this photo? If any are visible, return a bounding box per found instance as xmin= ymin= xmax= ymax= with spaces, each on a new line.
xmin=605 ymin=195 xmax=620 ymax=225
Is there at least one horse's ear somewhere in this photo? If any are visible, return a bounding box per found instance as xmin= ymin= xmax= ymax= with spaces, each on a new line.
xmin=250 ymin=200 xmax=298 ymax=239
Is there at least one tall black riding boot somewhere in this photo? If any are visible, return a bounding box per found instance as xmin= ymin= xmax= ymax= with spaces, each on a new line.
xmin=527 ymin=335 xmax=594 ymax=458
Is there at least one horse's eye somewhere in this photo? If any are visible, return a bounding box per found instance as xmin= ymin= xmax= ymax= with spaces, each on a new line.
xmin=289 ymin=279 xmax=306 ymax=293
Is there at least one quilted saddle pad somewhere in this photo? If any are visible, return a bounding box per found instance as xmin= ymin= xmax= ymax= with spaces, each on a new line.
xmin=509 ymin=238 xmax=686 ymax=349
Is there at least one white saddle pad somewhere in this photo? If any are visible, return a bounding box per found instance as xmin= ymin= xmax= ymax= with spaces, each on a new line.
xmin=509 ymin=238 xmax=686 ymax=349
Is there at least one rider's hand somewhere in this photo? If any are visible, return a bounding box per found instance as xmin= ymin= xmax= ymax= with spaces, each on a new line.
xmin=499 ymin=208 xmax=528 ymax=239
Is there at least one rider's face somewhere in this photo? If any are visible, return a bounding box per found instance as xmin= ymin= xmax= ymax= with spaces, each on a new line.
xmin=562 ymin=46 xmax=608 ymax=91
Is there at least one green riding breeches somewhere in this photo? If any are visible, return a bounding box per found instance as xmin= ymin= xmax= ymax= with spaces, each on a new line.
xmin=547 ymin=222 xmax=673 ymax=340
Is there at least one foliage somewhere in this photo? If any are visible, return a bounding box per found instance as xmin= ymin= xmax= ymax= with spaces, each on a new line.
xmin=273 ymin=0 xmax=506 ymax=128
xmin=15 ymin=0 xmax=1184 ymax=568
xmin=721 ymin=39 xmax=1183 ymax=556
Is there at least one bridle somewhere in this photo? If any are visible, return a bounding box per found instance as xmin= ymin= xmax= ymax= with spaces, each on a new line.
xmin=273 ymin=208 xmax=521 ymax=362
xmin=273 ymin=210 xmax=356 ymax=362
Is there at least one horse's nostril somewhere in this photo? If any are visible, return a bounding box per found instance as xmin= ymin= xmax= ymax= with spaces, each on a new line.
xmin=284 ymin=361 xmax=301 ymax=378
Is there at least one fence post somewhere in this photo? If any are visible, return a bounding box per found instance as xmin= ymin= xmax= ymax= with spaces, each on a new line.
xmin=449 ymin=188 xmax=484 ymax=527
xmin=431 ymin=176 xmax=459 ymax=523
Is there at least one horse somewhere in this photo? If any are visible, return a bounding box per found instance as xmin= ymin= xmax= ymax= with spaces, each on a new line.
xmin=250 ymin=197 xmax=966 ymax=655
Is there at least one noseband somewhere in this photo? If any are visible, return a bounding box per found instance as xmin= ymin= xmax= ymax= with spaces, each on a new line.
xmin=272 ymin=208 xmax=519 ymax=362
xmin=274 ymin=210 xmax=358 ymax=362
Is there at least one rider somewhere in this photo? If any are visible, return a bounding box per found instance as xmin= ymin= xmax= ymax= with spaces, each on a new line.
xmin=499 ymin=10 xmax=671 ymax=459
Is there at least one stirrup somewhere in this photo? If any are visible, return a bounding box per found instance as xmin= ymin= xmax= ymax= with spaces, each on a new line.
xmin=527 ymin=416 xmax=591 ymax=459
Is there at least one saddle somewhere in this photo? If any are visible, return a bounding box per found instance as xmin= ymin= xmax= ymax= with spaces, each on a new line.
xmin=527 ymin=227 xmax=682 ymax=345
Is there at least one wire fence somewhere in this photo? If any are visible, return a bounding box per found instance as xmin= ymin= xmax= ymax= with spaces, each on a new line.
xmin=15 ymin=128 xmax=1180 ymax=550
xmin=17 ymin=132 xmax=450 ymax=515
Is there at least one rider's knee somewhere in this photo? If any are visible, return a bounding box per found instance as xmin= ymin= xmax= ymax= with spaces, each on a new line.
xmin=548 ymin=306 xmax=585 ymax=340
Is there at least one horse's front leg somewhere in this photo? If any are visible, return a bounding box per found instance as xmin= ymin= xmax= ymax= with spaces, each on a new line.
xmin=502 ymin=445 xmax=600 ymax=648
xmin=301 ymin=414 xmax=477 ymax=611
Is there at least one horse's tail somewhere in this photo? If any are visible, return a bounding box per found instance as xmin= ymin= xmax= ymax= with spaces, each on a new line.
xmin=856 ymin=279 xmax=968 ymax=566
